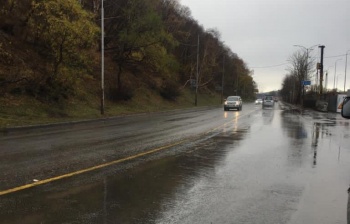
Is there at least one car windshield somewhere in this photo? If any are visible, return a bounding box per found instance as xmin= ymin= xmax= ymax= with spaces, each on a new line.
xmin=227 ymin=96 xmax=239 ymax=101
xmin=265 ymin=96 xmax=273 ymax=100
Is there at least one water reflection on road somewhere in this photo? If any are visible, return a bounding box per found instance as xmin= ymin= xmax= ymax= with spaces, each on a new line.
xmin=1 ymin=104 xmax=350 ymax=224
xmin=1 ymin=125 xmax=250 ymax=224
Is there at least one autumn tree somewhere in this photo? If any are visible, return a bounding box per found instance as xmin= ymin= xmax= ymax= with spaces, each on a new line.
xmin=102 ymin=0 xmax=178 ymax=100
xmin=1 ymin=0 xmax=258 ymax=104
xmin=0 ymin=0 xmax=33 ymax=36
xmin=7 ymin=0 xmax=99 ymax=101
xmin=27 ymin=0 xmax=99 ymax=78
xmin=156 ymin=0 xmax=201 ymax=85
xmin=0 ymin=0 xmax=99 ymax=101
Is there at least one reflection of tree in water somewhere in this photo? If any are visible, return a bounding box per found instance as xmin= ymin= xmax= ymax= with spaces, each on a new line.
xmin=261 ymin=109 xmax=275 ymax=125
xmin=280 ymin=109 xmax=333 ymax=168
xmin=94 ymin=148 xmax=237 ymax=224
xmin=311 ymin=121 xmax=334 ymax=168
xmin=101 ymin=127 xmax=251 ymax=223
xmin=280 ymin=109 xmax=308 ymax=167
xmin=312 ymin=122 xmax=320 ymax=167
xmin=280 ymin=109 xmax=307 ymax=140
xmin=0 ymin=127 xmax=251 ymax=224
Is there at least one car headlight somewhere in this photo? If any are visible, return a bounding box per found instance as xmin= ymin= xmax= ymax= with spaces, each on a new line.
xmin=224 ymin=101 xmax=228 ymax=105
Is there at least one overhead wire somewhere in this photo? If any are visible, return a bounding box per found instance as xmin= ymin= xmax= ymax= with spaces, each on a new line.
xmin=251 ymin=53 xmax=347 ymax=69
xmin=250 ymin=63 xmax=288 ymax=69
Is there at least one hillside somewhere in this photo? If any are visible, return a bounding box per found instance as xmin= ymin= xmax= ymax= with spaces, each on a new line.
xmin=0 ymin=0 xmax=256 ymax=128
xmin=0 ymin=30 xmax=224 ymax=128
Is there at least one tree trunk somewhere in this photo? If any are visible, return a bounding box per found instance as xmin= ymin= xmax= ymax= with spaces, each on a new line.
xmin=117 ymin=64 xmax=122 ymax=93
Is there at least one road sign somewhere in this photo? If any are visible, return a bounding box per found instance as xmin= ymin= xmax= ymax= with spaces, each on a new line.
xmin=302 ymin=80 xmax=311 ymax=86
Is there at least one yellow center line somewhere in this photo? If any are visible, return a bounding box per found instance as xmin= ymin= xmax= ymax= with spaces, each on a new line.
xmin=0 ymin=140 xmax=187 ymax=196
xmin=0 ymin=108 xmax=258 ymax=196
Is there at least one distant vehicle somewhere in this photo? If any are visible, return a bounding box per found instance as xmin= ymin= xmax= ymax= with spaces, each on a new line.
xmin=255 ymin=99 xmax=263 ymax=104
xmin=224 ymin=96 xmax=242 ymax=111
xmin=262 ymin=95 xmax=275 ymax=109
xmin=274 ymin=97 xmax=278 ymax=102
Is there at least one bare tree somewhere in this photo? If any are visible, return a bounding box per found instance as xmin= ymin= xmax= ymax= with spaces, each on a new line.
xmin=287 ymin=50 xmax=315 ymax=104
xmin=280 ymin=74 xmax=297 ymax=103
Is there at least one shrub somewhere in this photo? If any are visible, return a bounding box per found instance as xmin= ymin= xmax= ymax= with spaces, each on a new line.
xmin=159 ymin=79 xmax=181 ymax=101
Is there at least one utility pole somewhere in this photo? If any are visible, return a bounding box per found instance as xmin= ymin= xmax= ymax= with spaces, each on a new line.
xmin=333 ymin=59 xmax=342 ymax=90
xmin=319 ymin=45 xmax=325 ymax=95
xmin=344 ymin=50 xmax=350 ymax=92
xmin=221 ymin=55 xmax=225 ymax=104
xmin=195 ymin=35 xmax=199 ymax=106
xmin=100 ymin=0 xmax=105 ymax=115
xmin=303 ymin=49 xmax=309 ymax=106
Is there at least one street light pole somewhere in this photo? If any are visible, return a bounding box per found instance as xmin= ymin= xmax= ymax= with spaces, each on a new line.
xmin=221 ymin=55 xmax=225 ymax=104
xmin=333 ymin=59 xmax=342 ymax=90
xmin=325 ymin=66 xmax=333 ymax=91
xmin=336 ymin=74 xmax=342 ymax=91
xmin=100 ymin=0 xmax=105 ymax=115
xmin=293 ymin=44 xmax=319 ymax=78
xmin=344 ymin=50 xmax=350 ymax=92
xmin=195 ymin=34 xmax=199 ymax=106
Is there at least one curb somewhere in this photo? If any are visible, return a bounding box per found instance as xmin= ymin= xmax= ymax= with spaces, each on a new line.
xmin=278 ymin=101 xmax=302 ymax=113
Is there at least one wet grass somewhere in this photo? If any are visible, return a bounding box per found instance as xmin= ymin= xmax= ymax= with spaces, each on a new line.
xmin=0 ymin=88 xmax=221 ymax=128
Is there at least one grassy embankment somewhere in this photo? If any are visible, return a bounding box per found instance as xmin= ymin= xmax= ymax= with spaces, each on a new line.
xmin=0 ymin=87 xmax=221 ymax=128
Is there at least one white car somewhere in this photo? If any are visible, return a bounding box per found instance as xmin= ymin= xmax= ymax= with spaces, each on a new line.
xmin=224 ymin=96 xmax=242 ymax=111
xmin=255 ymin=99 xmax=263 ymax=104
xmin=262 ymin=95 xmax=275 ymax=108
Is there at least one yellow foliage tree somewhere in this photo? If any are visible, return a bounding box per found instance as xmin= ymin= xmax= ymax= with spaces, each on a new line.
xmin=27 ymin=0 xmax=99 ymax=78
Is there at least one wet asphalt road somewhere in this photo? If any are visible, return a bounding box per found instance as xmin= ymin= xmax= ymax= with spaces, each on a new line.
xmin=1 ymin=102 xmax=350 ymax=224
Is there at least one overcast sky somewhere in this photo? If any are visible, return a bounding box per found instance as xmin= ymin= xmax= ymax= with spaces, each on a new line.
xmin=180 ymin=0 xmax=350 ymax=92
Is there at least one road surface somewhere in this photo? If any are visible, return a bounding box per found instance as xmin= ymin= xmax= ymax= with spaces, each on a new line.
xmin=0 ymin=102 xmax=349 ymax=223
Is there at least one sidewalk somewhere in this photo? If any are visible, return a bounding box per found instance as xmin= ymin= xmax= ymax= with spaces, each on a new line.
xmin=278 ymin=101 xmax=303 ymax=112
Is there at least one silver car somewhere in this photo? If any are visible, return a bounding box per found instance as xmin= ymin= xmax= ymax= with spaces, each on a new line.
xmin=255 ymin=99 xmax=263 ymax=104
xmin=262 ymin=95 xmax=275 ymax=108
xmin=224 ymin=96 xmax=243 ymax=111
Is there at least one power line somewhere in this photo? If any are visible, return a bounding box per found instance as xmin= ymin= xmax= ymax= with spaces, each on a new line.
xmin=251 ymin=63 xmax=288 ymax=69
xmin=250 ymin=54 xmax=347 ymax=69
xmin=324 ymin=54 xmax=346 ymax=59
xmin=311 ymin=54 xmax=346 ymax=60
